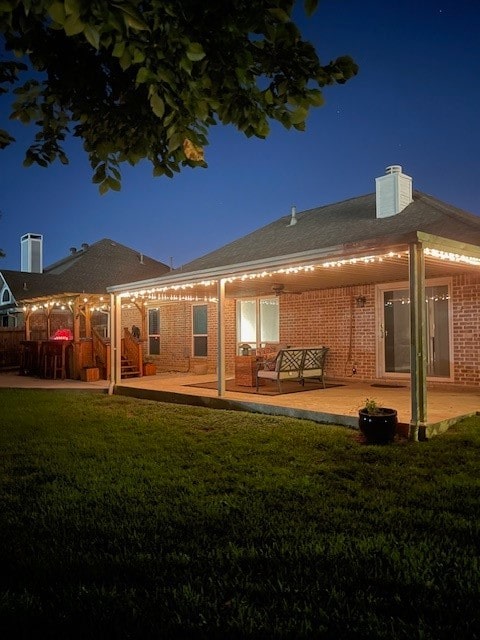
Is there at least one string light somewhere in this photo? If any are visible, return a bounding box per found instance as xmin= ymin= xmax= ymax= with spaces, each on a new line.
xmin=424 ymin=248 xmax=480 ymax=266
xmin=323 ymin=251 xmax=407 ymax=268
xmin=20 ymin=246 xmax=480 ymax=311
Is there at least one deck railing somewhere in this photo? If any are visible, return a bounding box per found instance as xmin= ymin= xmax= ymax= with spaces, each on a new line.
xmin=122 ymin=327 xmax=142 ymax=376
xmin=92 ymin=327 xmax=111 ymax=379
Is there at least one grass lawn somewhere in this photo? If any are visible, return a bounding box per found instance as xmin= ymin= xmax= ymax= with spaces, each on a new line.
xmin=1 ymin=389 xmax=479 ymax=639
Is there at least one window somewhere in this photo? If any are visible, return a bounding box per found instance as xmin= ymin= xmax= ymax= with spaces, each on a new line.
xmin=236 ymin=297 xmax=279 ymax=350
xmin=192 ymin=304 xmax=208 ymax=357
xmin=2 ymin=288 xmax=10 ymax=303
xmin=148 ymin=308 xmax=160 ymax=355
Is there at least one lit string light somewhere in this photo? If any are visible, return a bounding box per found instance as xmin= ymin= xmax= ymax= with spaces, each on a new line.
xmin=21 ymin=247 xmax=480 ymax=310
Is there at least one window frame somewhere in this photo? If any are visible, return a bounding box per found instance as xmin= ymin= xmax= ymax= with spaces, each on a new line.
xmin=236 ymin=296 xmax=279 ymax=352
xmin=147 ymin=307 xmax=161 ymax=356
xmin=192 ymin=303 xmax=208 ymax=358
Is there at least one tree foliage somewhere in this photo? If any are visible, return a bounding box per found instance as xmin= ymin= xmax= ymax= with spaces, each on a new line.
xmin=0 ymin=0 xmax=358 ymax=192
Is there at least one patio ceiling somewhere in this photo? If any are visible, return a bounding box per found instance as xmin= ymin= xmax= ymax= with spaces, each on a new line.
xmin=119 ymin=247 xmax=480 ymax=303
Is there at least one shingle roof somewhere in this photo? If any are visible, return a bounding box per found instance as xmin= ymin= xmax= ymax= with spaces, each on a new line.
xmin=1 ymin=270 xmax=65 ymax=303
xmin=1 ymin=238 xmax=170 ymax=303
xmin=176 ymin=191 xmax=480 ymax=274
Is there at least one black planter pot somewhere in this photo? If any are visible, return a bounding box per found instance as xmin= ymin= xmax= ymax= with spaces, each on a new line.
xmin=358 ymin=408 xmax=397 ymax=444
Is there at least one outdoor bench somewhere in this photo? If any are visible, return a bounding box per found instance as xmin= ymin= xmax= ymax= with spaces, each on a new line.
xmin=256 ymin=346 xmax=329 ymax=393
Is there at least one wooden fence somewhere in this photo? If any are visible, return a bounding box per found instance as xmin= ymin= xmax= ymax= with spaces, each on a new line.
xmin=0 ymin=328 xmax=26 ymax=369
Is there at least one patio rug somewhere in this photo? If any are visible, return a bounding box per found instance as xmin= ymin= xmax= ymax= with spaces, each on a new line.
xmin=186 ymin=379 xmax=344 ymax=396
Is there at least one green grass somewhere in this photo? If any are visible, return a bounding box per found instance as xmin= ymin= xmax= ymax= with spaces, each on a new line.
xmin=1 ymin=389 xmax=479 ymax=639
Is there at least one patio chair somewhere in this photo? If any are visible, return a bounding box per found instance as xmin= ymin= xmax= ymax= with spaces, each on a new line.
xmin=300 ymin=346 xmax=329 ymax=388
xmin=256 ymin=348 xmax=305 ymax=393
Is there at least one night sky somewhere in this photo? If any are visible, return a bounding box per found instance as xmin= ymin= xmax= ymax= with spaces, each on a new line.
xmin=1 ymin=0 xmax=479 ymax=272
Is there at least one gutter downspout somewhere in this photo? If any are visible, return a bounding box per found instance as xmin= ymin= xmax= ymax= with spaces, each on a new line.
xmin=409 ymin=242 xmax=427 ymax=440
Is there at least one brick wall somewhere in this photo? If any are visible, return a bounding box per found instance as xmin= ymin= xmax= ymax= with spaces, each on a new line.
xmin=124 ymin=273 xmax=480 ymax=386
xmin=278 ymin=285 xmax=376 ymax=381
xmin=134 ymin=300 xmax=236 ymax=374
xmin=452 ymin=273 xmax=480 ymax=386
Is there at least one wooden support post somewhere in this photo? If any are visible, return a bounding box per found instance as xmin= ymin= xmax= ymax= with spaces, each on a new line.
xmin=72 ymin=297 xmax=82 ymax=379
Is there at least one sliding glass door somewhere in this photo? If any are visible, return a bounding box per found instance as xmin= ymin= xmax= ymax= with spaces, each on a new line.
xmin=378 ymin=280 xmax=451 ymax=378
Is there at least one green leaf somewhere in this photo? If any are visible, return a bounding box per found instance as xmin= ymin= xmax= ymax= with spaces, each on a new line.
xmin=64 ymin=14 xmax=85 ymax=36
xmin=112 ymin=41 xmax=125 ymax=58
xmin=150 ymin=93 xmax=165 ymax=118
xmin=308 ymin=89 xmax=324 ymax=107
xmin=48 ymin=2 xmax=66 ymax=24
xmin=268 ymin=8 xmax=291 ymax=23
xmin=111 ymin=1 xmax=149 ymax=30
xmin=264 ymin=89 xmax=274 ymax=105
xmin=136 ymin=67 xmax=155 ymax=84
xmin=107 ymin=176 xmax=121 ymax=191
xmin=124 ymin=13 xmax=149 ymax=31
xmin=0 ymin=129 xmax=14 ymax=149
xmin=119 ymin=49 xmax=132 ymax=71
xmin=132 ymin=48 xmax=145 ymax=64
xmin=167 ymin=132 xmax=183 ymax=153
xmin=83 ymin=25 xmax=100 ymax=50
xmin=152 ymin=164 xmax=165 ymax=177
xmin=65 ymin=0 xmax=81 ymax=16
xmin=92 ymin=163 xmax=106 ymax=184
xmin=179 ymin=57 xmax=193 ymax=75
xmin=256 ymin=119 xmax=270 ymax=137
xmin=99 ymin=180 xmax=109 ymax=195
xmin=289 ymin=106 xmax=308 ymax=125
xmin=186 ymin=42 xmax=206 ymax=62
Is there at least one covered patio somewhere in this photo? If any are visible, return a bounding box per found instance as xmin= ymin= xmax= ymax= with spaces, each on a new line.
xmin=108 ymin=230 xmax=480 ymax=440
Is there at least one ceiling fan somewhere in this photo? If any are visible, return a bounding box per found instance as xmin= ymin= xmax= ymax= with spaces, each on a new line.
xmin=271 ymin=283 xmax=302 ymax=296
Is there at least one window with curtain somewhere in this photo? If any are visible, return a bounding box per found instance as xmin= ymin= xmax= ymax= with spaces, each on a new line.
xmin=192 ymin=304 xmax=208 ymax=357
xmin=148 ymin=308 xmax=160 ymax=355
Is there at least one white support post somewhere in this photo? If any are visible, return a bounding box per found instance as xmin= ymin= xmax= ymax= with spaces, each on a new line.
xmin=409 ymin=242 xmax=428 ymax=440
xmin=217 ymin=279 xmax=226 ymax=396
xmin=108 ymin=293 xmax=122 ymax=394
xmin=108 ymin=293 xmax=115 ymax=394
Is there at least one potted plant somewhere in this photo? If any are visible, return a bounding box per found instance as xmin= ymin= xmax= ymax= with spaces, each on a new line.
xmin=358 ymin=398 xmax=397 ymax=444
xmin=142 ymin=358 xmax=157 ymax=376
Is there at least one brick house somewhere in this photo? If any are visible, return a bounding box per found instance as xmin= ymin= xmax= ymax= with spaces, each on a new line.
xmin=107 ymin=166 xmax=480 ymax=432
xmin=0 ymin=237 xmax=169 ymax=377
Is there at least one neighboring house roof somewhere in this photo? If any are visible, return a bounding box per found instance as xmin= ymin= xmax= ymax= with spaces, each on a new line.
xmin=0 ymin=238 xmax=170 ymax=305
xmin=1 ymin=271 xmax=67 ymax=304
xmin=176 ymin=191 xmax=480 ymax=275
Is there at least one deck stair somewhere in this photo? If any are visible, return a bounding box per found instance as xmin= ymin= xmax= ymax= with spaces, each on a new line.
xmin=121 ymin=355 xmax=141 ymax=378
